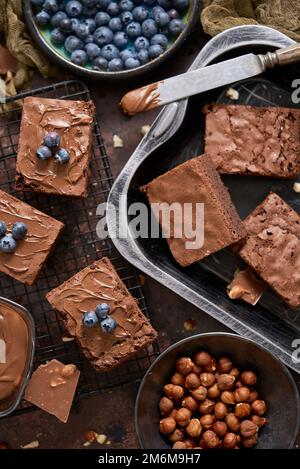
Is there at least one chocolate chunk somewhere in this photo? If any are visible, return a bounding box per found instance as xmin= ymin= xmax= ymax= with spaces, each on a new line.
xmin=227 ymin=268 xmax=267 ymax=306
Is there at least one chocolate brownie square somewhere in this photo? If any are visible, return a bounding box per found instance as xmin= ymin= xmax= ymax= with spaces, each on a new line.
xmin=0 ymin=189 xmax=64 ymax=285
xmin=140 ymin=155 xmax=246 ymax=267
xmin=16 ymin=97 xmax=95 ymax=197
xmin=235 ymin=193 xmax=300 ymax=308
xmin=46 ymin=257 xmax=157 ymax=372
xmin=204 ymin=104 xmax=300 ymax=178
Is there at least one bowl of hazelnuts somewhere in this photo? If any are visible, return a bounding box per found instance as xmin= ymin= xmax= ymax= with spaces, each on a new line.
xmin=135 ymin=333 xmax=300 ymax=449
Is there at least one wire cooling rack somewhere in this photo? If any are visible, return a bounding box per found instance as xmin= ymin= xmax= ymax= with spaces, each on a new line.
xmin=0 ymin=80 xmax=160 ymax=413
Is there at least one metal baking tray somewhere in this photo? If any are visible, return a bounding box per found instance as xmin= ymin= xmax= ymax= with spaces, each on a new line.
xmin=108 ymin=25 xmax=300 ymax=373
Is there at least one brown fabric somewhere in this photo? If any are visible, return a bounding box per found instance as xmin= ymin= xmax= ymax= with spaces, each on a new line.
xmin=201 ymin=0 xmax=300 ymax=41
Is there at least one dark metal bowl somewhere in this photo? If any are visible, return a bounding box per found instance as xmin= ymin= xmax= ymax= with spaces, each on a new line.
xmin=135 ymin=333 xmax=300 ymax=449
xmin=23 ymin=0 xmax=201 ymax=81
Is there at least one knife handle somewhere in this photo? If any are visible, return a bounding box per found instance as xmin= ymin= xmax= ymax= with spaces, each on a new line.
xmin=260 ymin=44 xmax=300 ymax=69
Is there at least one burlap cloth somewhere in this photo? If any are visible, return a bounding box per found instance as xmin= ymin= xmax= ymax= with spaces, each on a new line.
xmin=201 ymin=0 xmax=300 ymax=41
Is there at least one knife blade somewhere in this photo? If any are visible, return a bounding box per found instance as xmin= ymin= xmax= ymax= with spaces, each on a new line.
xmin=120 ymin=43 xmax=300 ymax=115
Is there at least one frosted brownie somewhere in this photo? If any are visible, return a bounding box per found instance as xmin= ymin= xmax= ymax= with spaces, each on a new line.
xmin=235 ymin=193 xmax=300 ymax=308
xmin=204 ymin=104 xmax=300 ymax=178
xmin=46 ymin=257 xmax=157 ymax=372
xmin=140 ymin=155 xmax=246 ymax=267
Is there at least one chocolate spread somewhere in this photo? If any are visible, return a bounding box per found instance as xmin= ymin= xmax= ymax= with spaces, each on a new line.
xmin=120 ymin=82 xmax=161 ymax=115
xmin=0 ymin=301 xmax=29 ymax=401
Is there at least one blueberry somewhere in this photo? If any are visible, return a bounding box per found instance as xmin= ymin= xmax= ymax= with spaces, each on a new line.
xmin=132 ymin=5 xmax=148 ymax=22
xmin=134 ymin=36 xmax=149 ymax=50
xmin=84 ymin=18 xmax=96 ymax=33
xmin=151 ymin=33 xmax=168 ymax=49
xmin=106 ymin=2 xmax=120 ymax=16
xmin=44 ymin=131 xmax=60 ymax=148
xmin=108 ymin=58 xmax=124 ymax=71
xmin=71 ymin=48 xmax=88 ymax=65
xmin=95 ymin=12 xmax=110 ymax=27
xmin=82 ymin=0 xmax=96 ymax=6
xmin=124 ymin=56 xmax=140 ymax=69
xmin=141 ymin=19 xmax=157 ymax=38
xmin=157 ymin=0 xmax=171 ymax=8
xmin=96 ymin=0 xmax=109 ymax=7
xmin=36 ymin=145 xmax=52 ymax=160
xmin=172 ymin=0 xmax=189 ymax=10
xmin=0 ymin=235 xmax=17 ymax=254
xmin=92 ymin=56 xmax=108 ymax=70
xmin=54 ymin=148 xmax=70 ymax=164
xmin=100 ymin=316 xmax=117 ymax=333
xmin=120 ymin=48 xmax=136 ymax=61
xmin=82 ymin=311 xmax=98 ymax=328
xmin=168 ymin=18 xmax=185 ymax=36
xmin=109 ymin=17 xmax=122 ymax=32
xmin=85 ymin=42 xmax=101 ymax=59
xmin=126 ymin=21 xmax=141 ymax=39
xmin=120 ymin=11 xmax=133 ymax=25
xmin=43 ymin=0 xmax=59 ymax=14
xmin=94 ymin=26 xmax=113 ymax=46
xmin=82 ymin=5 xmax=98 ymax=17
xmin=101 ymin=43 xmax=120 ymax=61
xmin=0 ymin=221 xmax=7 ymax=237
xmin=74 ymin=23 xmax=90 ymax=39
xmin=155 ymin=11 xmax=170 ymax=27
xmin=119 ymin=0 xmax=134 ymax=10
xmin=65 ymin=0 xmax=82 ymax=17
xmin=70 ymin=18 xmax=80 ymax=31
xmin=64 ymin=35 xmax=83 ymax=52
xmin=150 ymin=5 xmax=164 ymax=19
xmin=59 ymin=17 xmax=72 ymax=32
xmin=113 ymin=31 xmax=128 ymax=49
xmin=12 ymin=222 xmax=28 ymax=240
xmin=50 ymin=27 xmax=65 ymax=45
xmin=50 ymin=11 xmax=67 ymax=28
xmin=167 ymin=8 xmax=179 ymax=19
xmin=95 ymin=303 xmax=110 ymax=320
xmin=35 ymin=11 xmax=50 ymax=27
xmin=148 ymin=44 xmax=164 ymax=58
xmin=84 ymin=34 xmax=94 ymax=44
xmin=137 ymin=48 xmax=149 ymax=64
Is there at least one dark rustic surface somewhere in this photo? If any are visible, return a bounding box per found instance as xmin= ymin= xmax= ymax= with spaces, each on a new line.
xmin=0 ymin=23 xmax=299 ymax=449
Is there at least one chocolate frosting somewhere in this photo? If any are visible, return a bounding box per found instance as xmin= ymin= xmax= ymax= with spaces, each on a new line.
xmin=0 ymin=189 xmax=64 ymax=285
xmin=16 ymin=97 xmax=95 ymax=197
xmin=120 ymin=83 xmax=161 ymax=116
xmin=0 ymin=302 xmax=29 ymax=401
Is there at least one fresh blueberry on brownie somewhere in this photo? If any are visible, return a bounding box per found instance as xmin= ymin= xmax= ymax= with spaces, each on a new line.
xmin=36 ymin=145 xmax=52 ymax=160
xmin=54 ymin=148 xmax=70 ymax=165
xmin=12 ymin=222 xmax=28 ymax=240
xmin=95 ymin=303 xmax=110 ymax=320
xmin=100 ymin=316 xmax=117 ymax=333
xmin=44 ymin=131 xmax=61 ymax=149
xmin=0 ymin=221 xmax=7 ymax=238
xmin=82 ymin=311 xmax=98 ymax=328
xmin=0 ymin=235 xmax=17 ymax=254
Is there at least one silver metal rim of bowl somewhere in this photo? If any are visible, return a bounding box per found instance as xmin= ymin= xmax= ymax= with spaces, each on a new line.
xmin=23 ymin=0 xmax=202 ymax=80
xmin=135 ymin=332 xmax=300 ymax=449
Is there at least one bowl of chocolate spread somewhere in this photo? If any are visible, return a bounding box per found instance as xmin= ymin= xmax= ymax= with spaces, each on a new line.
xmin=0 ymin=296 xmax=35 ymax=417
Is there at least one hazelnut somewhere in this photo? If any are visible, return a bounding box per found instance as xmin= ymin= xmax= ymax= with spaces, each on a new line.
xmin=251 ymin=415 xmax=267 ymax=429
xmin=160 ymin=417 xmax=176 ymax=435
xmin=204 ymin=358 xmax=217 ymax=373
xmin=207 ymin=383 xmax=221 ymax=399
xmin=171 ymin=372 xmax=185 ymax=386
xmin=236 ymin=434 xmax=241 ymax=445
xmin=202 ymin=430 xmax=219 ymax=449
xmin=220 ymin=391 xmax=235 ymax=405
xmin=218 ymin=357 xmax=233 ymax=373
xmin=247 ymin=389 xmax=259 ymax=403
xmin=225 ymin=413 xmax=240 ymax=433
xmin=234 ymin=386 xmax=250 ymax=403
xmin=194 ymin=351 xmax=213 ymax=367
xmin=182 ymin=396 xmax=198 ymax=412
xmin=214 ymin=402 xmax=228 ymax=420
xmin=164 ymin=384 xmax=184 ymax=401
xmin=172 ymin=441 xmax=186 ymax=449
xmin=61 ymin=364 xmax=76 ymax=378
xmin=200 ymin=372 xmax=216 ymax=388
xmin=192 ymin=363 xmax=202 ymax=374
xmin=222 ymin=432 xmax=237 ymax=449
xmin=200 ymin=414 xmax=215 ymax=430
xmin=235 ymin=380 xmax=243 ymax=389
xmin=185 ymin=373 xmax=201 ymax=389
xmin=242 ymin=434 xmax=258 ymax=448
xmin=240 ymin=420 xmax=258 ymax=438
xmin=175 ymin=407 xmax=192 ymax=427
xmin=230 ymin=367 xmax=240 ymax=379
xmin=168 ymin=428 xmax=184 ymax=443
xmin=169 ymin=408 xmax=178 ymax=419
xmin=199 ymin=399 xmax=215 ymax=415
xmin=235 ymin=403 xmax=251 ymax=419
xmin=190 ymin=386 xmax=207 ymax=401
xmin=159 ymin=397 xmax=174 ymax=415
xmin=213 ymin=421 xmax=228 ymax=437
xmin=217 ymin=374 xmax=235 ymax=390
xmin=251 ymin=400 xmax=267 ymax=416
xmin=183 ymin=438 xmax=195 ymax=449
xmin=176 ymin=357 xmax=194 ymax=375
xmin=186 ymin=418 xmax=202 ymax=438
xmin=240 ymin=371 xmax=257 ymax=386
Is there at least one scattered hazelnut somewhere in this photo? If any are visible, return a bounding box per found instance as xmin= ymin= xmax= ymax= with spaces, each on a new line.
xmin=235 ymin=403 xmax=251 ymax=419
xmin=190 ymin=386 xmax=207 ymax=401
xmin=217 ymin=373 xmax=235 ymax=390
xmin=214 ymin=402 xmax=228 ymax=420
xmin=175 ymin=408 xmax=192 ymax=427
xmin=230 ymin=367 xmax=240 ymax=379
xmin=84 ymin=430 xmax=96 ymax=443
xmin=200 ymin=414 xmax=215 ymax=430
xmin=240 ymin=420 xmax=258 ymax=438
xmin=234 ymin=386 xmax=250 ymax=403
xmin=247 ymin=389 xmax=259 ymax=403
xmin=61 ymin=364 xmax=76 ymax=378
xmin=202 ymin=430 xmax=219 ymax=449
xmin=171 ymin=372 xmax=185 ymax=386
xmin=222 ymin=432 xmax=237 ymax=449
xmin=164 ymin=384 xmax=184 ymax=401
xmin=220 ymin=391 xmax=235 ymax=405
xmin=172 ymin=441 xmax=186 ymax=449
xmin=200 ymin=372 xmax=216 ymax=388
xmin=213 ymin=421 xmax=228 ymax=437
xmin=183 ymin=438 xmax=195 ymax=449
xmin=159 ymin=397 xmax=174 ymax=415
xmin=204 ymin=358 xmax=217 ymax=373
xmin=186 ymin=419 xmax=202 ymax=438
xmin=185 ymin=373 xmax=201 ymax=389
xmin=240 ymin=371 xmax=257 ymax=386
xmin=207 ymin=383 xmax=221 ymax=399
xmin=242 ymin=434 xmax=258 ymax=448
xmin=168 ymin=429 xmax=184 ymax=443
xmin=160 ymin=417 xmax=176 ymax=435
xmin=228 ymin=285 xmax=245 ymax=299
xmin=251 ymin=415 xmax=267 ymax=429
xmin=251 ymin=400 xmax=267 ymax=416
xmin=194 ymin=351 xmax=213 ymax=367
xmin=192 ymin=364 xmax=202 ymax=374
xmin=218 ymin=357 xmax=233 ymax=373
xmin=225 ymin=413 xmax=240 ymax=433
xmin=176 ymin=357 xmax=194 ymax=375
xmin=199 ymin=399 xmax=215 ymax=415
xmin=182 ymin=396 xmax=198 ymax=412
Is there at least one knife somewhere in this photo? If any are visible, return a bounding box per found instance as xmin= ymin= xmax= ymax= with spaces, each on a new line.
xmin=120 ymin=44 xmax=300 ymax=116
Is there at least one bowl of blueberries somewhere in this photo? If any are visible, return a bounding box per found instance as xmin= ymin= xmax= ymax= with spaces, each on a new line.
xmin=23 ymin=0 xmax=201 ymax=79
